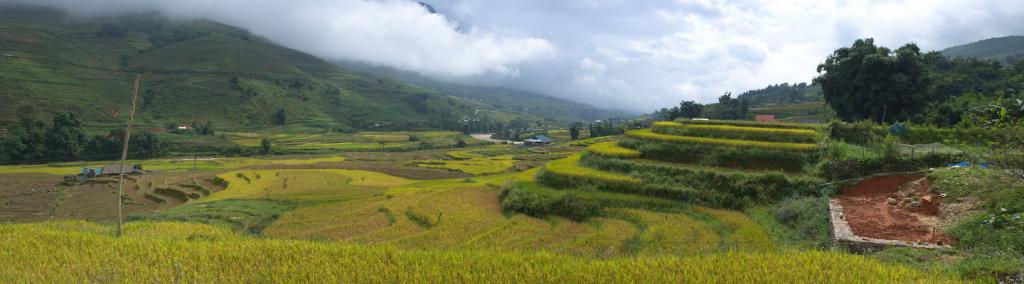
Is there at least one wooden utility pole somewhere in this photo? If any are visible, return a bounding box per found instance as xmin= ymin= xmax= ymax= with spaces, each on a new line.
xmin=115 ymin=74 xmax=142 ymax=237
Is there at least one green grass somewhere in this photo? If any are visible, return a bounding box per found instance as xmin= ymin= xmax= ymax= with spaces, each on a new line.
xmin=130 ymin=199 xmax=295 ymax=234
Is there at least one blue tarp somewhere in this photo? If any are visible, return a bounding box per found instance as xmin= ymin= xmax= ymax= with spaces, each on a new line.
xmin=947 ymin=162 xmax=989 ymax=169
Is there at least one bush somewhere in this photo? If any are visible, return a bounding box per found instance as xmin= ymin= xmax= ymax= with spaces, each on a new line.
xmin=652 ymin=121 xmax=818 ymax=143
xmin=771 ymin=196 xmax=832 ymax=248
xmin=815 ymin=152 xmax=963 ymax=181
xmin=500 ymin=183 xmax=600 ymax=221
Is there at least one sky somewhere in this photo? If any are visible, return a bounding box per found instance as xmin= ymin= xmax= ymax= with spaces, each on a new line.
xmin=8 ymin=0 xmax=1024 ymax=112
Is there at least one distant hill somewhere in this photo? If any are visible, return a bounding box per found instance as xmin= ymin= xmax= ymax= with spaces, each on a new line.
xmin=0 ymin=5 xmax=570 ymax=131
xmin=336 ymin=61 xmax=629 ymax=123
xmin=736 ymin=83 xmax=822 ymax=108
xmin=942 ymin=36 xmax=1024 ymax=64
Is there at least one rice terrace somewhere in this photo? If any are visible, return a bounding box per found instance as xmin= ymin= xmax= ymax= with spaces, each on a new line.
xmin=1 ymin=1 xmax=1024 ymax=283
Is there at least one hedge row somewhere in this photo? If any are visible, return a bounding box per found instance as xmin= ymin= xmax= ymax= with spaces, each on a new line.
xmin=652 ymin=122 xmax=818 ymax=143
xmin=587 ymin=141 xmax=641 ymax=159
xmin=499 ymin=181 xmax=688 ymax=221
xmin=815 ymin=153 xmax=965 ymax=181
xmin=617 ymin=137 xmax=816 ymax=172
xmin=828 ymin=121 xmax=1008 ymax=146
xmin=673 ymin=119 xmax=819 ymax=130
xmin=626 ymin=129 xmax=818 ymax=152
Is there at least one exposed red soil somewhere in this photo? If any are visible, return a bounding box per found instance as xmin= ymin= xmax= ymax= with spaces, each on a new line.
xmin=836 ymin=175 xmax=955 ymax=245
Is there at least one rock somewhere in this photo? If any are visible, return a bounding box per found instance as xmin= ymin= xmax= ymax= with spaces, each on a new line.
xmin=886 ymin=197 xmax=898 ymax=205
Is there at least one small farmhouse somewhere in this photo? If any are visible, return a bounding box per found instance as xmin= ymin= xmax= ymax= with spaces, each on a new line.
xmin=523 ymin=135 xmax=554 ymax=146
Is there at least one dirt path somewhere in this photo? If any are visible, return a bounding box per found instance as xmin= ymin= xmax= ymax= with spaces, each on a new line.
xmin=836 ymin=175 xmax=955 ymax=245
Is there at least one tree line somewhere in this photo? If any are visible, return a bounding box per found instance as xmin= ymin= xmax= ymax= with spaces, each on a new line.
xmin=1 ymin=112 xmax=161 ymax=164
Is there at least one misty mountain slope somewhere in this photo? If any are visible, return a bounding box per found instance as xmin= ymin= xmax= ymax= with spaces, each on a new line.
xmin=942 ymin=36 xmax=1024 ymax=64
xmin=336 ymin=61 xmax=629 ymax=123
xmin=0 ymin=6 xmax=519 ymax=130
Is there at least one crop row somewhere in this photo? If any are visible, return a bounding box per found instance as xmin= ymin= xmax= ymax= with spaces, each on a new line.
xmin=626 ymin=129 xmax=818 ymax=152
xmin=673 ymin=119 xmax=818 ymax=130
xmin=652 ymin=122 xmax=817 ymax=143
xmin=587 ymin=141 xmax=642 ymax=159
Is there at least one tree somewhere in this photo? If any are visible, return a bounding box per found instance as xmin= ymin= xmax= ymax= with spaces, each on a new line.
xmin=45 ymin=112 xmax=86 ymax=161
xmin=273 ymin=108 xmax=287 ymax=125
xmin=568 ymin=123 xmax=582 ymax=140
xmin=260 ymin=138 xmax=272 ymax=155
xmin=200 ymin=121 xmax=215 ymax=136
xmin=134 ymin=130 xmax=161 ymax=158
xmin=814 ymin=38 xmax=932 ymax=123
xmin=678 ymin=101 xmax=703 ymax=119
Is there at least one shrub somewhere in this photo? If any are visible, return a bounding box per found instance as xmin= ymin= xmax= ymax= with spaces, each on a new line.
xmin=815 ymin=152 xmax=963 ymax=181
xmin=626 ymin=129 xmax=818 ymax=152
xmin=500 ymin=183 xmax=599 ymax=221
xmin=771 ymin=196 xmax=832 ymax=248
xmin=652 ymin=122 xmax=818 ymax=143
xmin=587 ymin=141 xmax=641 ymax=159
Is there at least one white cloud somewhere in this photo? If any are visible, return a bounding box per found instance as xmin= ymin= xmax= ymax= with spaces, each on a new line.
xmin=9 ymin=0 xmax=555 ymax=77
xmin=9 ymin=0 xmax=1024 ymax=112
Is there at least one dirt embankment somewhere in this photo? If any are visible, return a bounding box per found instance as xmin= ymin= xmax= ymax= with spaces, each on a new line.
xmin=836 ymin=175 xmax=955 ymax=245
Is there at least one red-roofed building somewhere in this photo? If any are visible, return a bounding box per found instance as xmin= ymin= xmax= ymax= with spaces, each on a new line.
xmin=755 ymin=115 xmax=777 ymax=123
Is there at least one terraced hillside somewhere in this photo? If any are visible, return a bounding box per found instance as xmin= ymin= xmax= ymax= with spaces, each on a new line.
xmin=499 ymin=119 xmax=828 ymax=253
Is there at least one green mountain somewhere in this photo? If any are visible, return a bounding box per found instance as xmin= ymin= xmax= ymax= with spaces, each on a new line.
xmin=941 ymin=36 xmax=1024 ymax=64
xmin=0 ymin=5 xmax=554 ymax=131
xmin=336 ymin=61 xmax=629 ymax=123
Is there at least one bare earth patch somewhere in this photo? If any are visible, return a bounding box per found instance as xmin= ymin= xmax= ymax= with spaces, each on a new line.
xmin=836 ymin=175 xmax=955 ymax=245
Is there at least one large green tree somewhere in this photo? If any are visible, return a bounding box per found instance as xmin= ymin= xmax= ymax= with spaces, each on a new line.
xmin=814 ymin=39 xmax=932 ymax=123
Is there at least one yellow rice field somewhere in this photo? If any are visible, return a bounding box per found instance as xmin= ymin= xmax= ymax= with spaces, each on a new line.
xmin=626 ymin=129 xmax=818 ymax=152
xmin=587 ymin=141 xmax=641 ymax=159
xmin=0 ymin=221 xmax=958 ymax=283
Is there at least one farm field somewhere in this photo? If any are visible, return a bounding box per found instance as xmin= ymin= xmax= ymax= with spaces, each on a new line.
xmin=0 ymin=122 xmax=1017 ymax=282
xmin=0 ymin=221 xmax=956 ymax=283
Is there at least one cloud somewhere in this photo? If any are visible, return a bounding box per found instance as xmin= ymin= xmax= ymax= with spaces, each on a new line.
xmin=7 ymin=0 xmax=1024 ymax=113
xmin=7 ymin=0 xmax=554 ymax=77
